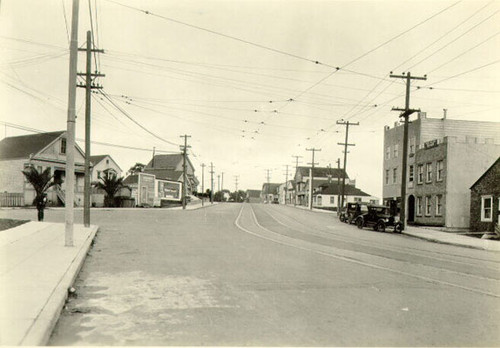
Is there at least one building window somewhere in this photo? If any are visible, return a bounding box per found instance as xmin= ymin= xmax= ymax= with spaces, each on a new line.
xmin=393 ymin=168 xmax=397 ymax=184
xmin=330 ymin=196 xmax=335 ymax=204
xmin=409 ymin=137 xmax=415 ymax=154
xmin=317 ymin=196 xmax=322 ymax=206
xmin=425 ymin=196 xmax=432 ymax=216
xmin=481 ymin=196 xmax=493 ymax=222
xmin=97 ymin=171 xmax=101 ymax=179
xmin=60 ymin=138 xmax=67 ymax=154
xmin=385 ymin=169 xmax=390 ymax=185
xmin=370 ymin=199 xmax=376 ymax=204
xmin=354 ymin=197 xmax=362 ymax=202
xmin=417 ymin=164 xmax=424 ymax=184
xmin=409 ymin=165 xmax=414 ymax=183
xmin=426 ymin=163 xmax=432 ymax=183
xmin=436 ymin=195 xmax=442 ymax=216
xmin=394 ymin=144 xmax=399 ymax=158
xmin=416 ymin=197 xmax=422 ymax=216
xmin=437 ymin=160 xmax=444 ymax=181
xmin=386 ymin=146 xmax=391 ymax=160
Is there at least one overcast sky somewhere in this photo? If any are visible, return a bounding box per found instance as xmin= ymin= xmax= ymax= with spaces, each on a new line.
xmin=1 ymin=0 xmax=499 ymax=198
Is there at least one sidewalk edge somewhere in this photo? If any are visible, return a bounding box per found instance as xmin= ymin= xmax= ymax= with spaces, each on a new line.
xmin=20 ymin=225 xmax=99 ymax=346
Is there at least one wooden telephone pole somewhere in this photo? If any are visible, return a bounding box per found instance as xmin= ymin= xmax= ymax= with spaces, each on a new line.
xmin=336 ymin=120 xmax=359 ymax=211
xmin=78 ymin=31 xmax=104 ymax=227
xmin=390 ymin=72 xmax=427 ymax=229
xmin=306 ymin=148 xmax=320 ymax=210
xmin=180 ymin=135 xmax=191 ymax=209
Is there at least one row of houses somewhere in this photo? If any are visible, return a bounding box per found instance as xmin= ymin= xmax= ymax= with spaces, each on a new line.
xmin=258 ymin=166 xmax=379 ymax=210
xmin=0 ymin=131 xmax=199 ymax=208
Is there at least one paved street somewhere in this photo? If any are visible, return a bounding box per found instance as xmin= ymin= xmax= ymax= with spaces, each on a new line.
xmin=2 ymin=204 xmax=500 ymax=346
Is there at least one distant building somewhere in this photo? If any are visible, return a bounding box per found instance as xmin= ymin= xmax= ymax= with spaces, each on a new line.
xmin=0 ymin=131 xmax=85 ymax=207
xmin=261 ymin=183 xmax=280 ymax=203
xmin=383 ymin=113 xmax=500 ymax=228
xmin=144 ymin=154 xmax=199 ymax=194
xmin=123 ymin=172 xmax=182 ymax=207
xmin=313 ymin=183 xmax=378 ymax=210
xmin=470 ymin=157 xmax=500 ymax=233
xmin=294 ymin=166 xmax=352 ymax=207
xmin=90 ymin=155 xmax=123 ymax=207
xmin=90 ymin=155 xmax=122 ymax=182
xmin=245 ymin=189 xmax=261 ymax=203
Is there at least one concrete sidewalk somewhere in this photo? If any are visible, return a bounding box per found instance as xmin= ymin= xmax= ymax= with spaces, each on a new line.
xmin=0 ymin=221 xmax=98 ymax=345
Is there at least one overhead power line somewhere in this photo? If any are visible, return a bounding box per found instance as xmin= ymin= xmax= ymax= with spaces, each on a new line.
xmin=99 ymin=90 xmax=180 ymax=147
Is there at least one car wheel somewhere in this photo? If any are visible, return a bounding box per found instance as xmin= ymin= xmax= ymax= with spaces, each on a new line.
xmin=339 ymin=215 xmax=345 ymax=223
xmin=376 ymin=221 xmax=386 ymax=232
xmin=356 ymin=217 xmax=364 ymax=229
xmin=394 ymin=223 xmax=403 ymax=233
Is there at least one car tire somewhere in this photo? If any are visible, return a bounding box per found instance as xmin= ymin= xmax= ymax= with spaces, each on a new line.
xmin=394 ymin=223 xmax=403 ymax=233
xmin=339 ymin=215 xmax=345 ymax=223
xmin=376 ymin=221 xmax=386 ymax=232
xmin=356 ymin=217 xmax=364 ymax=229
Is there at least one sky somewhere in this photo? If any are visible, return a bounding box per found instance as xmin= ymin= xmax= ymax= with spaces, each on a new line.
xmin=1 ymin=0 xmax=499 ymax=198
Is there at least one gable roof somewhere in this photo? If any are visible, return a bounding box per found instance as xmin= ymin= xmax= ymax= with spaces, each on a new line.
xmin=146 ymin=154 xmax=189 ymax=169
xmin=296 ymin=166 xmax=349 ymax=179
xmin=0 ymin=131 xmax=65 ymax=160
xmin=123 ymin=174 xmax=138 ymax=185
xmin=262 ymin=183 xmax=281 ymax=193
xmin=89 ymin=154 xmax=122 ymax=171
xmin=143 ymin=168 xmax=183 ymax=182
xmin=314 ymin=183 xmax=371 ymax=196
xmin=470 ymin=157 xmax=500 ymax=189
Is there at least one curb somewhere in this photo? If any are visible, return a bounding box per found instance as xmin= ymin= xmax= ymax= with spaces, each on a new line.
xmin=20 ymin=225 xmax=99 ymax=346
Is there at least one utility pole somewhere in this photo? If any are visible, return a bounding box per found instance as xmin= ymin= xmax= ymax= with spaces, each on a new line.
xmin=221 ymin=172 xmax=224 ymax=191
xmin=180 ymin=134 xmax=191 ymax=209
xmin=337 ymin=120 xmax=359 ymax=211
xmin=292 ymin=155 xmax=302 ymax=206
xmin=210 ymin=162 xmax=214 ymax=204
xmin=152 ymin=147 xmax=155 ymax=168
xmin=234 ymin=175 xmax=239 ymax=192
xmin=64 ymin=0 xmax=80 ymax=247
xmin=217 ymin=175 xmax=220 ymax=192
xmin=390 ymin=72 xmax=427 ymax=229
xmin=77 ymin=30 xmax=104 ymax=228
xmin=266 ymin=169 xmax=271 ymax=203
xmin=201 ymin=163 xmax=205 ymax=206
xmin=283 ymin=164 xmax=289 ymax=205
xmin=336 ymin=158 xmax=341 ymax=214
xmin=306 ymin=148 xmax=321 ymax=210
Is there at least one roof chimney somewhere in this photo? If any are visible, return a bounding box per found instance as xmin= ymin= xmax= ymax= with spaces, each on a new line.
xmin=443 ymin=109 xmax=447 ymax=120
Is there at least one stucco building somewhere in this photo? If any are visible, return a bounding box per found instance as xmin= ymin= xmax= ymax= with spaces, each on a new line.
xmin=383 ymin=113 xmax=500 ymax=228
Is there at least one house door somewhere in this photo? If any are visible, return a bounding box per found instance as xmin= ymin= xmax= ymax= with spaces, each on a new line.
xmin=408 ymin=195 xmax=415 ymax=223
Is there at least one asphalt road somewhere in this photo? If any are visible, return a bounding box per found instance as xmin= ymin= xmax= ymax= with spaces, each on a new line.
xmin=2 ymin=204 xmax=500 ymax=346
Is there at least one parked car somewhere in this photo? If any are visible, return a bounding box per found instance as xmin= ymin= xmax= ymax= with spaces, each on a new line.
xmin=339 ymin=202 xmax=368 ymax=224
xmin=355 ymin=204 xmax=403 ymax=233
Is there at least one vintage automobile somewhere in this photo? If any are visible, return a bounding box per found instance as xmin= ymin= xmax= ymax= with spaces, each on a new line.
xmin=339 ymin=202 xmax=369 ymax=224
xmin=355 ymin=204 xmax=403 ymax=233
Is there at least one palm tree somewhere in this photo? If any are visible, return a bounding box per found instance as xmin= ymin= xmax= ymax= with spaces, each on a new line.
xmin=22 ymin=166 xmax=56 ymax=221
xmin=94 ymin=174 xmax=125 ymax=207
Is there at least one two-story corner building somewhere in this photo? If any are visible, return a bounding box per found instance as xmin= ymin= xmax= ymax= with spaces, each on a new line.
xmin=277 ymin=180 xmax=294 ymax=204
xmin=469 ymin=157 xmax=500 ymax=234
xmin=383 ymin=112 xmax=500 ymax=228
xmin=143 ymin=154 xmax=199 ymax=195
xmin=89 ymin=155 xmax=122 ymax=182
xmin=294 ymin=166 xmax=352 ymax=207
xmin=0 ymin=131 xmax=86 ymax=207
xmin=261 ymin=183 xmax=280 ymax=203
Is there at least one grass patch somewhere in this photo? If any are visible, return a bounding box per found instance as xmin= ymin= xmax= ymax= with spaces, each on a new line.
xmin=0 ymin=218 xmax=30 ymax=232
